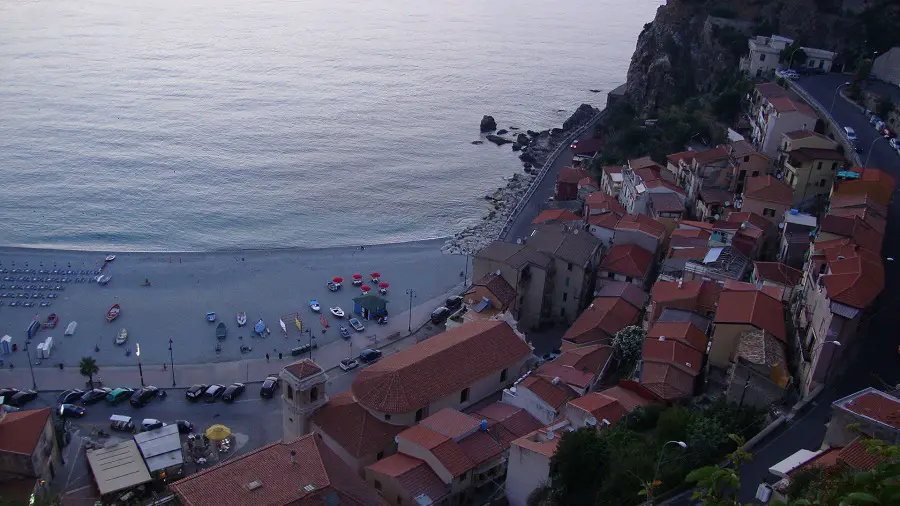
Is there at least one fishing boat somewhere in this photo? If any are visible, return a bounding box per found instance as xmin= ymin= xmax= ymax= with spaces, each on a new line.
xmin=330 ymin=306 xmax=345 ymax=318
xmin=105 ymin=254 xmax=116 ymax=262
xmin=237 ymin=312 xmax=247 ymax=327
xmin=254 ymin=319 xmax=266 ymax=336
xmin=279 ymin=318 xmax=287 ymax=335
xmin=96 ymin=275 xmax=111 ymax=285
xmin=320 ymin=315 xmax=329 ymax=329
xmin=115 ymin=328 xmax=128 ymax=345
xmin=294 ymin=315 xmax=303 ymax=332
xmin=206 ymin=312 xmax=216 ymax=322
xmin=64 ymin=321 xmax=77 ymax=336
xmin=106 ymin=304 xmax=120 ymax=322
xmin=43 ymin=313 xmax=59 ymax=329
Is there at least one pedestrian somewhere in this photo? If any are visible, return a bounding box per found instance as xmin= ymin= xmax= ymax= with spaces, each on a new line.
xmin=278 ymin=352 xmax=282 ymax=360
xmin=163 ymin=362 xmax=167 ymax=371
xmin=266 ymin=353 xmax=270 ymax=362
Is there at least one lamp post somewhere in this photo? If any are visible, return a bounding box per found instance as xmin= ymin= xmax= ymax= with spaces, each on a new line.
xmin=863 ymin=136 xmax=883 ymax=167
xmin=650 ymin=441 xmax=688 ymax=504
xmin=405 ymin=289 xmax=417 ymax=333
xmin=814 ymin=340 xmax=842 ymax=385
xmin=830 ymin=81 xmax=852 ymax=114
xmin=168 ymin=338 xmax=176 ymax=387
xmin=136 ymin=343 xmax=144 ymax=387
xmin=24 ymin=341 xmax=37 ymax=390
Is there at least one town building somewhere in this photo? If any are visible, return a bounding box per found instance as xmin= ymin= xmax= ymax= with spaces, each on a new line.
xmin=281 ymin=359 xmax=329 ymax=442
xmin=613 ymin=213 xmax=667 ymax=256
xmin=600 ymin=165 xmax=625 ymax=198
xmin=748 ymin=89 xmax=818 ymax=158
xmin=739 ymin=176 xmax=793 ymax=222
xmin=778 ymin=210 xmax=817 ymax=269
xmin=647 ymin=279 xmax=721 ymax=326
xmin=830 ymin=167 xmax=896 ymax=207
xmin=561 ymin=295 xmax=641 ymax=350
xmin=825 ymin=387 xmax=900 ymax=447
xmin=619 ymin=157 xmax=684 ymax=215
xmin=473 ymin=242 xmax=552 ymax=329
xmin=751 ymin=261 xmax=803 ymax=302
xmin=776 ymin=130 xmax=845 ymax=209
xmin=639 ymin=331 xmax=707 ymax=401
xmin=710 ymin=289 xmax=787 ymax=368
xmin=723 ymin=328 xmax=790 ymax=408
xmin=584 ymin=191 xmax=626 ymax=217
xmin=556 ymin=167 xmax=591 ymax=201
xmin=739 ymin=35 xmax=835 ymax=78
xmin=0 ymin=407 xmax=60 ymax=504
xmin=727 ymin=139 xmax=773 ymax=194
xmin=598 ymin=243 xmax=655 ymax=289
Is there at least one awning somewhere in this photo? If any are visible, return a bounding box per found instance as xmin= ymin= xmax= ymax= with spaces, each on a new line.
xmin=134 ymin=424 xmax=183 ymax=472
xmin=86 ymin=440 xmax=152 ymax=495
xmin=768 ymin=449 xmax=823 ymax=478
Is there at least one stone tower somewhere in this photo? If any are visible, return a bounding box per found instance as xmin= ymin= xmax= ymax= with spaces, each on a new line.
xmin=280 ymin=359 xmax=329 ymax=441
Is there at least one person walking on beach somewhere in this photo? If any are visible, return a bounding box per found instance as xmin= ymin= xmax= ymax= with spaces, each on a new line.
xmin=266 ymin=353 xmax=270 ymax=362
xmin=278 ymin=352 xmax=282 ymax=360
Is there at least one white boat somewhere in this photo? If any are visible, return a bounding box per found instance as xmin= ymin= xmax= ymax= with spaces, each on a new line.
xmin=279 ymin=318 xmax=287 ymax=335
xmin=237 ymin=312 xmax=247 ymax=326
xmin=105 ymin=255 xmax=116 ymax=262
xmin=64 ymin=321 xmax=77 ymax=336
xmin=330 ymin=307 xmax=345 ymax=318
xmin=96 ymin=275 xmax=111 ymax=285
xmin=115 ymin=328 xmax=128 ymax=345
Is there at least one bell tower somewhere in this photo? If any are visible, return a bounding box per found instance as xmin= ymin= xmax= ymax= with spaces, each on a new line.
xmin=280 ymin=359 xmax=329 ymax=441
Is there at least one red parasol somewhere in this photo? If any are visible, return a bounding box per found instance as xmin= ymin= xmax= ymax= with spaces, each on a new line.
xmin=378 ymin=282 xmax=389 ymax=289
xmin=332 ymin=276 xmax=344 ymax=283
xmin=360 ymin=285 xmax=371 ymax=292
xmin=352 ymin=273 xmax=363 ymax=280
xmin=370 ymin=272 xmax=380 ymax=278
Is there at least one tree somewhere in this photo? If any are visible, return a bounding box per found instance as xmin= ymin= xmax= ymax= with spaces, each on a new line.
xmin=780 ymin=43 xmax=808 ymax=69
xmin=685 ymin=435 xmax=752 ymax=506
xmin=876 ymin=96 xmax=895 ymax=118
xmin=613 ymin=325 xmax=645 ymax=366
xmin=537 ymin=428 xmax=609 ymax=506
xmin=79 ymin=356 xmax=99 ymax=387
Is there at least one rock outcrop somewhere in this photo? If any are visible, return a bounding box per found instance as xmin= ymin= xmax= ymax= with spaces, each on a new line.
xmin=486 ymin=134 xmax=512 ymax=146
xmin=480 ymin=115 xmax=497 ymax=132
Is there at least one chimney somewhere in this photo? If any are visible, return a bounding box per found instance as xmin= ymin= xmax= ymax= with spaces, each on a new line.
xmin=677 ymin=278 xmax=684 ymax=288
xmin=290 ymin=450 xmax=296 ymax=465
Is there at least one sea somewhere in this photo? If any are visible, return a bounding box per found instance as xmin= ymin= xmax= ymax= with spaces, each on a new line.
xmin=0 ymin=0 xmax=663 ymax=251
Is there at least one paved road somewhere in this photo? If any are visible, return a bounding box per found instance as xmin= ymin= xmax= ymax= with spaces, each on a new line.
xmin=737 ymin=73 xmax=900 ymax=503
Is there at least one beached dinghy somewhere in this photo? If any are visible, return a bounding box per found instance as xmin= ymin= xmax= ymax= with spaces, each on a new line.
xmin=254 ymin=319 xmax=266 ymax=336
xmin=320 ymin=315 xmax=329 ymax=329
xmin=115 ymin=328 xmax=128 ymax=345
xmin=64 ymin=321 xmax=77 ymax=336
xmin=106 ymin=304 xmax=120 ymax=322
xmin=279 ymin=318 xmax=287 ymax=335
xmin=237 ymin=312 xmax=247 ymax=327
xmin=216 ymin=322 xmax=227 ymax=340
xmin=294 ymin=315 xmax=303 ymax=332
xmin=43 ymin=313 xmax=59 ymax=329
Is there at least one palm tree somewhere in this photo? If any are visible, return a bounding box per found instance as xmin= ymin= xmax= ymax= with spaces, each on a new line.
xmin=79 ymin=357 xmax=99 ymax=388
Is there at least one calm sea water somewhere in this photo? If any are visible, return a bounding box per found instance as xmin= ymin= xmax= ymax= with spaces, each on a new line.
xmin=0 ymin=0 xmax=662 ymax=251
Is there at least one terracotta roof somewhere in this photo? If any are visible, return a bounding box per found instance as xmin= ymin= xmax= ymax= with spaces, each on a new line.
xmin=754 ymin=261 xmax=803 ymax=287
xmin=470 ymin=402 xmax=542 ymax=449
xmin=536 ymin=362 xmax=597 ymax=390
xmin=594 ymin=280 xmax=648 ymax=310
xmin=578 ymin=177 xmax=598 ymax=189
xmin=668 ymin=246 xmax=710 ymax=260
xmin=0 ymin=407 xmax=51 ymax=455
xmin=857 ymin=167 xmax=896 ymax=186
xmin=512 ymin=427 xmax=563 ymax=458
xmin=784 ymin=129 xmax=833 ymax=141
xmin=558 ymin=167 xmax=591 ymax=184
xmin=366 ymin=452 xmax=422 ymax=477
xmin=567 ymin=393 xmax=627 ymax=425
xmin=419 ymin=409 xmax=480 ymax=440
xmin=829 ymin=207 xmax=887 ymax=234
xmin=599 ymin=385 xmax=655 ymax=411
xmin=601 ymin=243 xmax=654 ymax=279
xmin=457 ymin=431 xmax=503 ymax=466
xmin=697 ymin=281 xmax=722 ymax=308
xmin=645 ymin=179 xmax=686 ymax=195
xmin=310 ymin=391 xmax=405 ymax=458
xmin=640 ymin=362 xmax=695 ymax=400
xmin=518 ymin=376 xmax=575 ymax=410
xmin=532 ymin=209 xmax=581 ymax=224
xmin=671 ymin=228 xmax=712 ymax=240
xmin=698 ymin=187 xmax=735 ymax=206
xmin=553 ymin=343 xmax=613 ymax=373
xmin=283 ymin=359 xmax=323 ymax=380
xmin=829 ymin=193 xmax=888 ymax=217
xmin=646 ymin=321 xmax=709 ymax=353
xmin=657 ymin=308 xmax=712 ymax=332
xmin=367 ymin=455 xmax=449 ymax=503
xmin=471 ymin=402 xmax=521 ymax=425
xmin=651 ymin=280 xmax=703 ymax=304
xmin=666 ymin=150 xmax=694 ymax=165
xmin=678 ymin=220 xmax=714 ymax=230
xmin=528 ymin=223 xmax=603 ymax=268
xmin=615 ymin=214 xmax=666 ymax=238
xmin=714 ymin=290 xmax=786 ymax=342
xmin=562 ymin=297 xmax=640 ymax=345
xmin=170 ymin=433 xmax=387 ymax=506
xmin=788 ymin=147 xmax=845 ymax=163
xmin=723 ymin=280 xmax=785 ymax=301
xmin=649 ymin=192 xmax=685 ymax=213
xmin=844 ymin=391 xmax=900 ymax=429
xmin=399 ymin=425 xmax=450 ymax=451
xmin=743 ymin=176 xmax=793 ymax=205
xmin=642 ymin=338 xmax=704 ymax=375
xmin=755 ymin=82 xmax=789 ymax=99
xmin=629 ymin=156 xmax=662 ymax=170
xmin=470 ymin=273 xmax=517 ymax=310
xmin=822 ymin=253 xmax=885 ymax=309
xmin=692 ymin=146 xmax=730 ymax=164
xmin=475 ymin=241 xmax=552 ymax=269
xmin=585 ymin=192 xmax=626 ymax=214
xmin=430 ymin=440 xmax=475 ymax=477
xmin=352 ymin=321 xmax=531 ymax=413
xmin=726 ymin=211 xmax=771 ymax=231
xmin=837 ymin=437 xmax=886 ymax=471
xmin=588 ymin=211 xmax=621 ymax=229
xmin=767 ymin=97 xmax=817 ymax=117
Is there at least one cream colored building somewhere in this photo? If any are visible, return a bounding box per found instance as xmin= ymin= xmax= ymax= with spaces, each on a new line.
xmin=739 ymin=35 xmax=835 ymax=78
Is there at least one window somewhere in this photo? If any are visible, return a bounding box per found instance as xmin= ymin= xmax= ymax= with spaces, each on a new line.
xmin=819 ymin=60 xmax=824 ymax=69
xmin=310 ymin=386 xmax=318 ymax=402
xmin=759 ymin=53 xmax=766 ymax=61
xmin=384 ymin=413 xmax=391 ymax=421
xmin=415 ymin=409 xmax=423 ymax=422
xmin=626 ymin=276 xmax=633 ymax=283
xmin=816 ymin=161 xmax=823 ymax=170
xmin=763 ymin=208 xmax=776 ymax=217
xmin=567 ymin=262 xmax=573 ymax=271
xmin=398 ymin=497 xmax=402 ymax=505
xmin=562 ymin=293 xmax=568 ymax=302
xmin=460 ymin=388 xmax=470 ymax=403
xmin=739 ymin=169 xmax=746 ymax=180
xmin=377 ymin=451 xmax=384 ymax=460
xmin=374 ymin=480 xmax=382 ymax=491
xmin=565 ymin=277 xmax=570 ymax=287
xmin=744 ymin=155 xmax=750 ymax=162
xmin=831 ymin=162 xmax=838 ymax=171
xmin=751 ymin=171 xmax=759 ymax=177
xmin=287 ymin=385 xmax=294 ymax=400
xmin=500 ymin=368 xmax=508 ymax=382
xmin=561 ymin=307 xmax=566 ymax=317
xmin=607 ymin=271 xmax=615 ymax=279
xmin=819 ymin=178 xmax=827 ymax=187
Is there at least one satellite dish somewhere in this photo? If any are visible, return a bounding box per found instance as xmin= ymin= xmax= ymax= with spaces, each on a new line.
xmin=586 ymin=417 xmax=598 ymax=426
xmin=516 ymin=238 xmax=522 ymax=244
xmin=394 ymin=435 xmax=400 ymax=444
xmin=714 ymin=214 xmax=720 ymax=220
xmin=495 ymin=269 xmax=501 ymax=276
xmin=778 ymin=222 xmax=785 ymax=229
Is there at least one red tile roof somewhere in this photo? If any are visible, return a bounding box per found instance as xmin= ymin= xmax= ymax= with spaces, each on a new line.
xmin=366 ymin=452 xmax=422 ymax=477
xmin=457 ymin=431 xmax=503 ymax=466
xmin=755 ymin=82 xmax=789 ymax=99
xmin=352 ymin=321 xmax=531 ymax=413
xmin=640 ymin=362 xmax=695 ymax=400
xmin=692 ymin=146 xmax=730 ymax=164
xmin=470 ymin=273 xmax=517 ymax=310
xmin=646 ymin=321 xmax=709 ymax=353
xmin=651 ymin=280 xmax=703 ymax=304
xmin=419 ymin=409 xmax=480 ymax=440
xmin=585 ymin=192 xmax=626 ymax=214
xmin=726 ymin=211 xmax=772 ymax=231
xmin=367 ymin=454 xmax=450 ymax=503
xmin=170 ymin=433 xmax=387 ymax=506
xmin=558 ymin=167 xmax=591 ymax=184
xmin=599 ymin=385 xmax=655 ymax=411
xmin=471 ymin=402 xmax=542 ymax=449
xmin=431 ymin=440 xmax=475 ymax=477
xmin=822 ymin=253 xmax=885 ymax=309
xmin=532 ymin=209 xmax=581 ymax=224
xmin=594 ymin=281 xmax=649 ymax=310
xmin=753 ymin=262 xmax=803 ymax=287
xmin=837 ymin=437 xmax=886 ymax=471
xmin=562 ymin=297 xmax=640 ymax=345
xmin=310 ymin=391 xmax=405 ymax=458
xmin=518 ymin=376 xmax=575 ymax=410
xmin=283 ymin=359 xmax=323 ymax=380
xmin=649 ymin=192 xmax=686 ymax=213
xmin=615 ymin=214 xmax=666 ymax=238
xmin=0 ymin=408 xmax=51 ymax=456
xmin=844 ymin=391 xmax=900 ymax=429
xmin=768 ymin=97 xmax=817 ymax=117
xmin=536 ymin=362 xmax=597 ymax=390
xmin=400 ymin=425 xmax=450 ymax=451
xmin=601 ymin=244 xmax=654 ymax=279
xmin=678 ymin=220 xmax=714 ymax=230
xmin=642 ymin=338 xmax=704 ymax=375
xmin=553 ymin=344 xmax=614 ymax=375
xmin=671 ymin=228 xmax=712 ymax=240
xmin=743 ymin=176 xmax=793 ymax=205
xmin=567 ymin=393 xmax=627 ymax=425
xmin=714 ymin=290 xmax=786 ymax=342
xmin=579 ymin=177 xmax=598 ymax=189
xmin=723 ymin=280 xmax=785 ymax=302
xmin=629 ymin=156 xmax=662 ymax=170
xmin=667 ymin=150 xmax=694 ymax=165
xmin=588 ymin=212 xmax=621 ymax=229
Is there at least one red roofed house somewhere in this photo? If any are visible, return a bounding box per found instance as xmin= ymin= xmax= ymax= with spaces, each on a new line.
xmin=647 ymin=279 xmax=720 ymax=325
xmin=614 ymin=213 xmax=667 ymax=256
xmin=619 ymin=157 xmax=678 ymax=215
xmin=307 ymin=321 xmax=533 ymax=473
xmin=170 ymin=433 xmax=388 ymax=506
xmin=751 ymin=93 xmax=818 ymax=157
xmin=556 ymin=167 xmax=591 ymax=201
xmin=752 ymin=261 xmax=803 ymax=301
xmin=710 ymin=289 xmax=786 ymax=367
xmin=503 ymin=376 xmax=578 ymax=424
xmin=535 ymin=344 xmax=614 ymax=395
xmin=599 ymin=243 xmax=655 ymax=289
xmin=831 ymin=167 xmax=896 ymax=207
xmin=531 ymin=209 xmax=581 ymax=225
xmin=561 ymin=296 xmax=640 ymax=351
xmin=584 ymin=191 xmax=626 ymax=217
xmin=797 ymin=239 xmax=884 ymax=394
xmin=578 ymin=176 xmax=600 ymax=200
xmin=600 ymin=165 xmax=625 ymax=197
xmin=825 ymin=387 xmax=900 ymax=447
xmin=0 ymin=407 xmax=60 ymax=504
xmin=727 ymin=140 xmax=773 ymax=194
xmin=740 ymin=176 xmax=793 ymax=223
xmin=777 ymin=130 xmax=844 ymax=209
xmin=680 ymin=146 xmax=731 ymax=206
xmin=639 ymin=335 xmax=706 ymax=400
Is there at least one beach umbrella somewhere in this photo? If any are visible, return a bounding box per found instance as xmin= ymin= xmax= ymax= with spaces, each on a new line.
xmin=370 ymin=272 xmax=380 ymax=279
xmin=352 ymin=273 xmax=363 ymax=280
xmin=205 ymin=424 xmax=232 ymax=441
xmin=360 ymin=285 xmax=371 ymax=293
xmin=332 ymin=276 xmax=344 ymax=284
xmin=378 ymin=282 xmax=389 ymax=289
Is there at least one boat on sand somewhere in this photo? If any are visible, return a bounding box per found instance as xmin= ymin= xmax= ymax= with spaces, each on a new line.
xmin=237 ymin=312 xmax=247 ymax=326
xmin=115 ymin=328 xmax=128 ymax=345
xmin=106 ymin=304 xmax=120 ymax=322
xmin=216 ymin=322 xmax=227 ymax=340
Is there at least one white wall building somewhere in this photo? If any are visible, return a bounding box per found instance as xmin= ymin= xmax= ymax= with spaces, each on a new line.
xmin=740 ymin=35 xmax=836 ymax=78
xmin=872 ymin=47 xmax=900 ymax=87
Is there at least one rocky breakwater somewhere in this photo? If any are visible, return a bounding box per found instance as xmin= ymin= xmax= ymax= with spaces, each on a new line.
xmin=442 ymin=104 xmax=599 ymax=255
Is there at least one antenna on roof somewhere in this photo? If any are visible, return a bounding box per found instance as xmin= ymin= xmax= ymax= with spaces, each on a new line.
xmin=658 ymin=336 xmax=665 ymax=341
xmin=495 ymin=269 xmax=501 ymax=276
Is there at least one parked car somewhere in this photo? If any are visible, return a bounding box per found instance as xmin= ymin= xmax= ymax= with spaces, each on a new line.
xmin=204 ymin=384 xmax=226 ymax=402
xmin=141 ymin=419 xmax=165 ymax=432
xmin=881 ymin=127 xmax=894 ymax=139
xmin=339 ymin=358 xmax=359 ymax=371
xmin=0 ymin=388 xmax=20 ymax=403
xmin=57 ymin=389 xmax=85 ymax=404
xmin=875 ymin=120 xmax=886 ymax=132
xmin=348 ymin=318 xmax=365 ymax=332
xmin=109 ymin=414 xmax=135 ymax=432
xmin=106 ymin=387 xmax=135 ymax=405
xmin=870 ymin=115 xmax=882 ymax=125
xmin=221 ymin=383 xmax=245 ymax=403
xmin=890 ymin=138 xmax=899 ymax=150
xmin=176 ymin=420 xmax=194 ymax=434
xmin=359 ymin=348 xmax=383 ymax=364
xmin=58 ymin=404 xmax=86 ymax=418
xmin=843 ymin=126 xmax=857 ymax=142
xmin=185 ymin=384 xmax=209 ymax=401
xmin=259 ymin=376 xmax=279 ymax=398
xmin=445 ymin=295 xmax=464 ymax=309
xmin=7 ymin=390 xmax=37 ymax=407
xmin=130 ymin=386 xmax=159 ymax=408
xmin=81 ymin=388 xmax=112 ymax=404
xmin=431 ymin=306 xmax=452 ymax=324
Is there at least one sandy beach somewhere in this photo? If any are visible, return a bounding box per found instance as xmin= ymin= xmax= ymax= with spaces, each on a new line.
xmin=0 ymin=240 xmax=465 ymax=368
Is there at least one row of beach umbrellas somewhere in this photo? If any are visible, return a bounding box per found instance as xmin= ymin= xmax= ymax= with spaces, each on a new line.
xmin=331 ymin=273 xmax=389 ymax=293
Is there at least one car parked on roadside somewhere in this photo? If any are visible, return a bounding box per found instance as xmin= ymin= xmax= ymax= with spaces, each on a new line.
xmin=359 ymin=348 xmax=382 ymax=364
xmin=0 ymin=388 xmax=20 ymax=403
xmin=185 ymin=384 xmax=209 ymax=401
xmin=176 ymin=420 xmax=194 ymax=434
xmin=7 ymin=390 xmax=37 ymax=407
xmin=870 ymin=115 xmax=882 ymax=126
xmin=431 ymin=306 xmax=452 ymax=324
xmin=106 ymin=387 xmax=135 ymax=405
xmin=141 ymin=419 xmax=165 ymax=432
xmin=81 ymin=388 xmax=112 ymax=404
xmin=58 ymin=404 xmax=86 ymax=418
xmin=204 ymin=384 xmax=226 ymax=402
xmin=57 ymin=389 xmax=85 ymax=404
xmin=445 ymin=295 xmax=464 ymax=310
xmin=130 ymin=386 xmax=159 ymax=408
xmin=340 ymin=358 xmax=359 ymax=371
xmin=221 ymin=383 xmax=245 ymax=403
xmin=259 ymin=376 xmax=279 ymax=398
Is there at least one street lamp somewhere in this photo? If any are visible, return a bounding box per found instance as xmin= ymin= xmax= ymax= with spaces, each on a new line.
xmin=136 ymin=343 xmax=144 ymax=387
xmin=650 ymin=441 xmax=687 ymax=504
xmin=813 ymin=340 xmax=842 ymax=384
xmin=405 ymin=289 xmax=417 ymax=333
xmin=168 ymin=338 xmax=176 ymax=387
xmin=863 ymin=136 xmax=883 ymax=167
xmin=830 ymin=81 xmax=852 ymax=114
xmin=24 ymin=341 xmax=37 ymax=390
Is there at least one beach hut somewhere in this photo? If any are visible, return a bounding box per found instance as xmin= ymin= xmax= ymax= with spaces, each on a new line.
xmin=0 ymin=336 xmax=11 ymax=355
xmin=353 ymin=294 xmax=388 ymax=321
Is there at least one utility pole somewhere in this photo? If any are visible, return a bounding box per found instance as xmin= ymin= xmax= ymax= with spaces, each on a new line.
xmin=25 ymin=341 xmax=37 ymax=390
xmin=405 ymin=289 xmax=417 ymax=333
xmin=168 ymin=338 xmax=176 ymax=387
xmin=136 ymin=343 xmax=144 ymax=387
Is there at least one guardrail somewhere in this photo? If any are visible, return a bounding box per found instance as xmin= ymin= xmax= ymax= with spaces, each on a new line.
xmin=498 ymin=109 xmax=608 ymax=240
xmin=780 ymin=77 xmax=862 ymax=167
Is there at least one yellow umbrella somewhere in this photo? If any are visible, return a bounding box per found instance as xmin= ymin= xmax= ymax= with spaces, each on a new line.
xmin=205 ymin=424 xmax=232 ymax=441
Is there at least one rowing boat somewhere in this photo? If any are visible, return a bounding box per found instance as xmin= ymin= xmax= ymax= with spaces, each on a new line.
xmin=106 ymin=304 xmax=120 ymax=322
